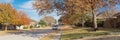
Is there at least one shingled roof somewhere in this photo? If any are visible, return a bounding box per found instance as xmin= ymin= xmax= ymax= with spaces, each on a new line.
xmin=97 ymin=11 xmax=118 ymax=19
xmin=30 ymin=19 xmax=38 ymax=23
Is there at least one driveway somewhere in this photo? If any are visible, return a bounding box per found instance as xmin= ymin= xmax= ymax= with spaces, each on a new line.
xmin=0 ymin=29 xmax=53 ymax=40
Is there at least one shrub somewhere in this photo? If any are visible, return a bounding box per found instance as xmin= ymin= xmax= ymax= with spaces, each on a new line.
xmin=30 ymin=26 xmax=33 ymax=28
xmin=23 ymin=27 xmax=28 ymax=29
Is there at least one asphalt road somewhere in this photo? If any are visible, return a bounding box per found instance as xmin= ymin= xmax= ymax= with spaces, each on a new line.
xmin=0 ymin=29 xmax=53 ymax=40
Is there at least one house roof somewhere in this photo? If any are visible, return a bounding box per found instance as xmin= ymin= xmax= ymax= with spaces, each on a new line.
xmin=113 ymin=12 xmax=120 ymax=17
xmin=30 ymin=19 xmax=37 ymax=23
xmin=97 ymin=11 xmax=117 ymax=19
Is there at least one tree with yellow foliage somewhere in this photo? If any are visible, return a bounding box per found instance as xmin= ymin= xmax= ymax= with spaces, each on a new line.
xmin=0 ymin=3 xmax=30 ymax=31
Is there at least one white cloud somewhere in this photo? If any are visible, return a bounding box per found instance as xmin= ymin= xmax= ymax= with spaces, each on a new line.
xmin=20 ymin=0 xmax=35 ymax=9
xmin=19 ymin=0 xmax=36 ymax=13
xmin=0 ymin=0 xmax=14 ymax=3
xmin=18 ymin=8 xmax=40 ymax=21
xmin=18 ymin=0 xmax=40 ymax=21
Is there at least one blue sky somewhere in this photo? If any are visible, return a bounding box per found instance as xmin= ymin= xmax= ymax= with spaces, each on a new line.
xmin=0 ymin=0 xmax=61 ymax=22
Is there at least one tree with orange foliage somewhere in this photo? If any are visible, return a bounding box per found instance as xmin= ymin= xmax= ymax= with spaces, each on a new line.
xmin=19 ymin=11 xmax=30 ymax=25
xmin=12 ymin=10 xmax=30 ymax=26
xmin=0 ymin=3 xmax=15 ymax=31
xmin=0 ymin=3 xmax=30 ymax=31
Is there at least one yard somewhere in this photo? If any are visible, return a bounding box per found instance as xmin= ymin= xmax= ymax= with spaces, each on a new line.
xmin=0 ymin=31 xmax=7 ymax=36
xmin=61 ymin=28 xmax=120 ymax=40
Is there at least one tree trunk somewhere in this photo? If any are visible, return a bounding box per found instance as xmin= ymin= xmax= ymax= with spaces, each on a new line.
xmin=2 ymin=25 xmax=4 ymax=30
xmin=82 ymin=21 xmax=85 ymax=28
xmin=82 ymin=23 xmax=84 ymax=28
xmin=92 ymin=11 xmax=98 ymax=31
xmin=91 ymin=0 xmax=98 ymax=31
xmin=5 ymin=25 xmax=7 ymax=31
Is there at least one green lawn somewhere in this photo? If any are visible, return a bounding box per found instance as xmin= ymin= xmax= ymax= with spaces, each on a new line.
xmin=61 ymin=28 xmax=120 ymax=40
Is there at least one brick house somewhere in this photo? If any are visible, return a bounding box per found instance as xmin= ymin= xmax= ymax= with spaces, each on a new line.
xmin=97 ymin=12 xmax=120 ymax=28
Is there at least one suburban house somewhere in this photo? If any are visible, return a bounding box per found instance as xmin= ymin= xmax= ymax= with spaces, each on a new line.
xmin=16 ymin=19 xmax=38 ymax=30
xmin=29 ymin=19 xmax=38 ymax=28
xmin=97 ymin=11 xmax=120 ymax=28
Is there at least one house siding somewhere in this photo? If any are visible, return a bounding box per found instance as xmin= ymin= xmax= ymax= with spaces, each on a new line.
xmin=104 ymin=15 xmax=120 ymax=28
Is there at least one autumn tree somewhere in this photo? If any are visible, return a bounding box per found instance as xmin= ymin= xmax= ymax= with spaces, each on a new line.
xmin=33 ymin=0 xmax=120 ymax=30
xmin=0 ymin=3 xmax=30 ymax=31
xmin=39 ymin=20 xmax=46 ymax=26
xmin=11 ymin=9 xmax=20 ymax=26
xmin=41 ymin=16 xmax=56 ymax=26
xmin=10 ymin=10 xmax=30 ymax=27
xmin=60 ymin=14 xmax=72 ymax=25
xmin=0 ymin=3 xmax=15 ymax=31
xmin=70 ymin=13 xmax=92 ymax=27
xmin=18 ymin=11 xmax=30 ymax=25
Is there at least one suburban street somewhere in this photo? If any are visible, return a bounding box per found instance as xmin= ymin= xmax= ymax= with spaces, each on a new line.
xmin=0 ymin=29 xmax=56 ymax=40
xmin=1 ymin=0 xmax=120 ymax=40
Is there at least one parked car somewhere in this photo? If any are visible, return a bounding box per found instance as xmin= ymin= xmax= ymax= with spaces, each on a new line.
xmin=52 ymin=25 xmax=59 ymax=30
